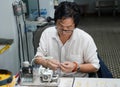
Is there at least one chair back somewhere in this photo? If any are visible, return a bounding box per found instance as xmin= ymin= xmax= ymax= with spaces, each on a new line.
xmin=33 ymin=24 xmax=54 ymax=54
xmin=97 ymin=55 xmax=113 ymax=78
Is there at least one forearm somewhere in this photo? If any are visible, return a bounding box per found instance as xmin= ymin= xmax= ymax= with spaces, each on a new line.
xmin=79 ymin=63 xmax=98 ymax=73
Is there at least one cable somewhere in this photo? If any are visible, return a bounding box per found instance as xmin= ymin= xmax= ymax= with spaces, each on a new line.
xmin=37 ymin=0 xmax=40 ymax=17
xmin=22 ymin=15 xmax=30 ymax=61
xmin=31 ymin=58 xmax=35 ymax=66
xmin=72 ymin=76 xmax=75 ymax=87
xmin=15 ymin=16 xmax=22 ymax=68
xmin=13 ymin=1 xmax=25 ymax=67
xmin=18 ymin=17 xmax=25 ymax=61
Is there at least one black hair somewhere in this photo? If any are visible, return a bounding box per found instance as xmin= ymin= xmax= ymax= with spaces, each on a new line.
xmin=54 ymin=1 xmax=81 ymax=27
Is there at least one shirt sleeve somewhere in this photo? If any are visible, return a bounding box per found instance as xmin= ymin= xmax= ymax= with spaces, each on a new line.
xmin=35 ymin=30 xmax=48 ymax=57
xmin=83 ymin=35 xmax=100 ymax=70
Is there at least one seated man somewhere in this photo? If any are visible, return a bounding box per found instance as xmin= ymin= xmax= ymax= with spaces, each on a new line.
xmin=34 ymin=1 xmax=100 ymax=77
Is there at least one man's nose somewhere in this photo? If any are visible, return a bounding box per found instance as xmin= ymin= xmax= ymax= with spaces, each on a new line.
xmin=62 ymin=26 xmax=68 ymax=30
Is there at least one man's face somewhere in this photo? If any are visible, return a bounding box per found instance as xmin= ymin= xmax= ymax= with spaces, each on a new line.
xmin=56 ymin=18 xmax=75 ymax=36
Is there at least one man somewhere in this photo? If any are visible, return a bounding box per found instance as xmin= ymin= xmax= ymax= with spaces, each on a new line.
xmin=34 ymin=1 xmax=100 ymax=77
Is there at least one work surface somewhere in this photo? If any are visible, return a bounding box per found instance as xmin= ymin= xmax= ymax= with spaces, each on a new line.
xmin=17 ymin=77 xmax=120 ymax=87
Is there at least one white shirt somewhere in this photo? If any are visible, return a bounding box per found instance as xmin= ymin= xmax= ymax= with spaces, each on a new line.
xmin=35 ymin=26 xmax=100 ymax=77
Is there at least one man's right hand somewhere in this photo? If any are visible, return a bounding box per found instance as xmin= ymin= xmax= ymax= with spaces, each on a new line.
xmin=34 ymin=56 xmax=60 ymax=71
xmin=46 ymin=59 xmax=60 ymax=70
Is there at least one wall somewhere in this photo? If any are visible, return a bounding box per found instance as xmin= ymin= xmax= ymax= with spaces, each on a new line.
xmin=0 ymin=0 xmax=34 ymax=74
xmin=39 ymin=0 xmax=55 ymax=18
xmin=0 ymin=0 xmax=19 ymax=74
xmin=28 ymin=0 xmax=38 ymax=14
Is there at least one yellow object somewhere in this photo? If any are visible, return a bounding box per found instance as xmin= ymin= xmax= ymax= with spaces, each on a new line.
xmin=0 ymin=76 xmax=16 ymax=87
xmin=0 ymin=74 xmax=10 ymax=81
xmin=0 ymin=45 xmax=10 ymax=54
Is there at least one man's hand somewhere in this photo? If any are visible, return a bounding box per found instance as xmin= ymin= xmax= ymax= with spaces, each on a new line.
xmin=34 ymin=57 xmax=60 ymax=71
xmin=46 ymin=59 xmax=60 ymax=70
xmin=60 ymin=61 xmax=76 ymax=73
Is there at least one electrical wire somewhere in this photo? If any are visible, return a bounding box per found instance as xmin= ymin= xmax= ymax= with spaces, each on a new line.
xmin=22 ymin=14 xmax=30 ymax=62
xmin=72 ymin=76 xmax=75 ymax=87
xmin=15 ymin=16 xmax=22 ymax=68
xmin=37 ymin=0 xmax=40 ymax=17
xmin=18 ymin=17 xmax=25 ymax=61
xmin=13 ymin=1 xmax=25 ymax=68
xmin=20 ymin=0 xmax=30 ymax=61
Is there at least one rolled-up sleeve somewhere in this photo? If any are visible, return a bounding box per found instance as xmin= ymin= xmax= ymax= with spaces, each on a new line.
xmin=83 ymin=35 xmax=100 ymax=70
